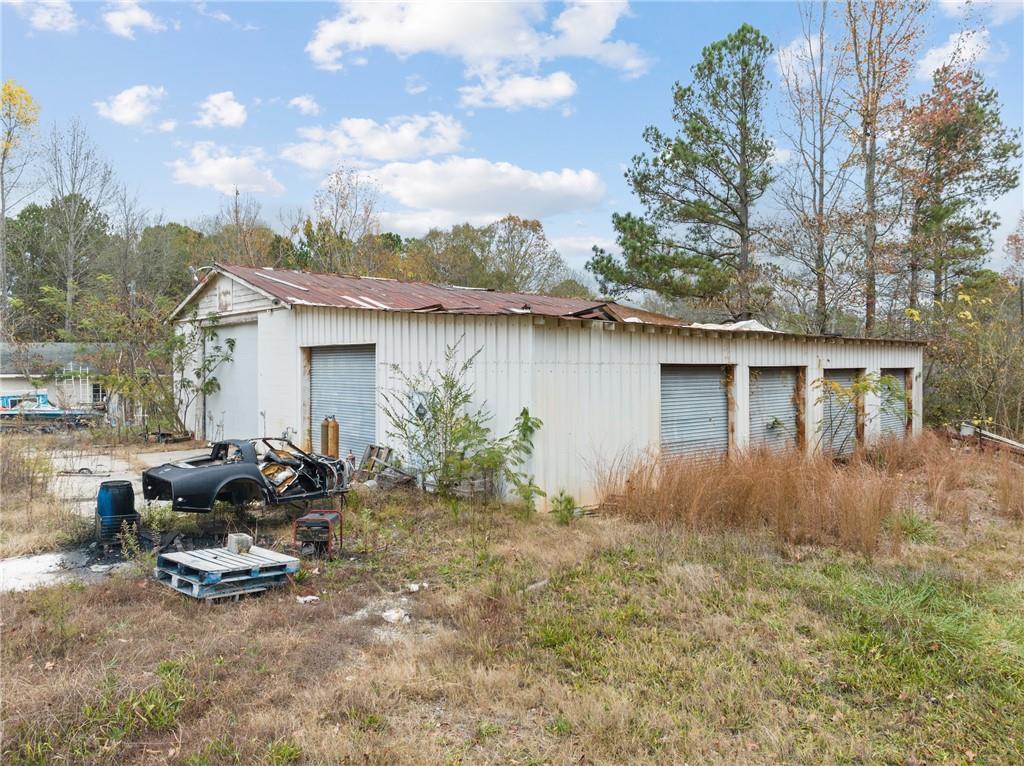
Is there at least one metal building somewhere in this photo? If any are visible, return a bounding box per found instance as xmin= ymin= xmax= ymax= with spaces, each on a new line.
xmin=171 ymin=265 xmax=924 ymax=508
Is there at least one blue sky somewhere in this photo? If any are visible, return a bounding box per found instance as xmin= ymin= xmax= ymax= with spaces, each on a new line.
xmin=3 ymin=1 xmax=1023 ymax=272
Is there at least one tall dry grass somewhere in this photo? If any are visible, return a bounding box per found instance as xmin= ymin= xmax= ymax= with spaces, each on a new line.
xmin=597 ymin=449 xmax=898 ymax=554
xmin=0 ymin=436 xmax=89 ymax=557
xmin=993 ymin=454 xmax=1024 ymax=520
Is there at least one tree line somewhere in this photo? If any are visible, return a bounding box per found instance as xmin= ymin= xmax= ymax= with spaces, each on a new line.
xmin=0 ymin=114 xmax=590 ymax=343
xmin=588 ymin=2 xmax=1021 ymax=338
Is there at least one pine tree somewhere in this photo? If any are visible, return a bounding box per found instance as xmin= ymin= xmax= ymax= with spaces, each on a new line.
xmin=587 ymin=23 xmax=774 ymax=319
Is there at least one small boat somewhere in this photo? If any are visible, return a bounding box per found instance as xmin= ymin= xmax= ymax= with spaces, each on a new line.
xmin=0 ymin=391 xmax=100 ymax=430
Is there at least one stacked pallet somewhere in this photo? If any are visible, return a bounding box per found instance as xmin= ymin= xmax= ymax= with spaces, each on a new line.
xmin=154 ymin=546 xmax=300 ymax=600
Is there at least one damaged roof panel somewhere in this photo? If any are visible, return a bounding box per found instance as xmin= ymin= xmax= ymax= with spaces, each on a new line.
xmin=179 ymin=264 xmax=924 ymax=346
xmin=213 ymin=263 xmax=685 ymax=327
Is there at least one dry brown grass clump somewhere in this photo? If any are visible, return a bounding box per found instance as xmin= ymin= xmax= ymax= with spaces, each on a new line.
xmin=598 ymin=449 xmax=898 ymax=554
xmin=992 ymin=453 xmax=1024 ymax=520
xmin=0 ymin=436 xmax=89 ymax=557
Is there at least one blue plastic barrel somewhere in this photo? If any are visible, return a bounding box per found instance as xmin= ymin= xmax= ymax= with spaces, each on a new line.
xmin=96 ymin=480 xmax=138 ymax=541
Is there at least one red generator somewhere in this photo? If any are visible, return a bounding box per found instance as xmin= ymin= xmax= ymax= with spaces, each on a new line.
xmin=293 ymin=510 xmax=342 ymax=557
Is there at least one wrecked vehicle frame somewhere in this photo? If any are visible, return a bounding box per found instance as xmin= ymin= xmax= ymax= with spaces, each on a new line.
xmin=142 ymin=438 xmax=350 ymax=513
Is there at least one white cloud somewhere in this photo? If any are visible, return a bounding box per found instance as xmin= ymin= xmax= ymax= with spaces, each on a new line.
xmin=168 ymin=142 xmax=284 ymax=195
xmin=305 ymin=1 xmax=648 ymax=77
xmin=550 ymin=234 xmax=617 ymax=268
xmin=775 ymin=32 xmax=822 ymax=85
xmin=158 ymin=119 xmax=177 ymax=132
xmin=103 ymin=1 xmax=165 ymax=39
xmin=917 ymin=29 xmax=1006 ymax=80
xmin=405 ymin=75 xmax=429 ymax=96
xmin=770 ymin=144 xmax=793 ymax=166
xmin=195 ymin=91 xmax=247 ymax=127
xmin=195 ymin=1 xmax=230 ymax=23
xmin=93 ymin=84 xmax=166 ymax=126
xmin=460 ymin=71 xmax=577 ymax=110
xmin=371 ymin=156 xmax=606 ymax=235
xmin=939 ymin=0 xmax=1022 ymax=26
xmin=544 ymin=1 xmax=647 ymax=77
xmin=281 ymin=112 xmax=466 ymax=171
xmin=288 ymin=94 xmax=320 ymax=116
xmin=6 ymin=0 xmax=78 ymax=32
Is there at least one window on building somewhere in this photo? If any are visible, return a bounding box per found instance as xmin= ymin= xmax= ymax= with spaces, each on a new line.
xmin=92 ymin=383 xmax=107 ymax=403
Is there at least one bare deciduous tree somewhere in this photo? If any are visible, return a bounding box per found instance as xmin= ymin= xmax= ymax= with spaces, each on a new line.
xmin=841 ymin=0 xmax=926 ymax=335
xmin=43 ymin=119 xmax=116 ymax=334
xmin=105 ymin=186 xmax=148 ymax=300
xmin=482 ymin=215 xmax=567 ymax=293
xmin=774 ymin=2 xmax=858 ymax=333
xmin=311 ymin=165 xmax=380 ymax=273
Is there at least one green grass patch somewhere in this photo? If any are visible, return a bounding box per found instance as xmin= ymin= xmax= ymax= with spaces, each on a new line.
xmin=4 ymin=658 xmax=198 ymax=765
xmin=516 ymin=535 xmax=1024 ymax=764
xmin=887 ymin=511 xmax=939 ymax=544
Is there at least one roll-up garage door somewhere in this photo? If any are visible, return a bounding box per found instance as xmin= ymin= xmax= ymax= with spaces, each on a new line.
xmin=823 ymin=369 xmax=859 ymax=457
xmin=879 ymin=368 xmax=909 ymax=438
xmin=661 ymin=365 xmax=730 ymax=459
xmin=310 ymin=345 xmax=376 ymax=460
xmin=749 ymin=367 xmax=799 ymax=451
xmin=205 ymin=322 xmax=258 ymax=440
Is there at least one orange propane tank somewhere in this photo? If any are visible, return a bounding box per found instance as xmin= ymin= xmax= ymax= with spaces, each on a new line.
xmin=320 ymin=417 xmax=332 ymax=456
xmin=327 ymin=416 xmax=340 ymax=459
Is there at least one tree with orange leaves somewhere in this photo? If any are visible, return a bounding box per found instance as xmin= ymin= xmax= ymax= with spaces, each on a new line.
xmin=892 ymin=65 xmax=1020 ymax=312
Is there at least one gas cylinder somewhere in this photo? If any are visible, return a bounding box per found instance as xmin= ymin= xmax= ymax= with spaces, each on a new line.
xmin=320 ymin=417 xmax=332 ymax=456
xmin=327 ymin=416 xmax=340 ymax=458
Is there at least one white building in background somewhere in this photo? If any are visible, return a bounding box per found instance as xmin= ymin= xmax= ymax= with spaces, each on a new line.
xmin=171 ymin=264 xmax=924 ymax=508
xmin=0 ymin=343 xmax=109 ymax=407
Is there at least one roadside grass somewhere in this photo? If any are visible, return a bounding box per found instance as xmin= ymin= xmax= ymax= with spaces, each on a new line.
xmin=516 ymin=535 xmax=1024 ymax=763
xmin=2 ymin=436 xmax=1023 ymax=764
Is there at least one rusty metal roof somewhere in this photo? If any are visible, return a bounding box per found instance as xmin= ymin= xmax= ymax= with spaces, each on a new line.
xmin=173 ymin=264 xmax=923 ymax=346
xmin=215 ymin=263 xmax=685 ymax=326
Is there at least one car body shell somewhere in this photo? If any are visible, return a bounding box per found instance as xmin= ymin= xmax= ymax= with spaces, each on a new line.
xmin=142 ymin=438 xmax=348 ymax=513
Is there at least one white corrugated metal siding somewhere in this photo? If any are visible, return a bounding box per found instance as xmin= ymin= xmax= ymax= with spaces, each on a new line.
xmin=310 ymin=345 xmax=376 ymax=459
xmin=660 ymin=365 xmax=730 ymax=458
xmin=204 ymin=322 xmax=258 ymax=440
xmin=823 ymin=369 xmax=859 ymax=457
xmin=179 ymin=270 xmax=925 ymax=510
xmin=530 ymin=324 xmax=922 ymax=506
xmin=879 ymin=368 xmax=909 ymax=438
xmin=749 ymin=367 xmax=799 ymax=451
xmin=294 ymin=309 xmax=535 ymax=473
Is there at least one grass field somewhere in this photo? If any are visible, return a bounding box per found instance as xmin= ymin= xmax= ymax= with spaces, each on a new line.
xmin=2 ymin=437 xmax=1023 ymax=764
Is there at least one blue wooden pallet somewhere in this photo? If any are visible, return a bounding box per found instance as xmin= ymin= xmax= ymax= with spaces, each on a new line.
xmin=153 ymin=545 xmax=299 ymax=600
xmin=155 ymin=546 xmax=299 ymax=585
xmin=153 ymin=566 xmax=288 ymax=600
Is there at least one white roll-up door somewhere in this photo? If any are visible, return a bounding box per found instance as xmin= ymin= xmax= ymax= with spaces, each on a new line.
xmin=879 ymin=368 xmax=909 ymax=438
xmin=205 ymin=322 xmax=258 ymax=440
xmin=749 ymin=367 xmax=799 ymax=451
xmin=310 ymin=345 xmax=376 ymax=460
xmin=823 ymin=369 xmax=859 ymax=457
xmin=660 ymin=365 xmax=730 ymax=459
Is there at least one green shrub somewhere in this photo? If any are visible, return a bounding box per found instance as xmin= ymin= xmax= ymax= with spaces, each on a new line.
xmin=551 ymin=490 xmax=577 ymax=526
